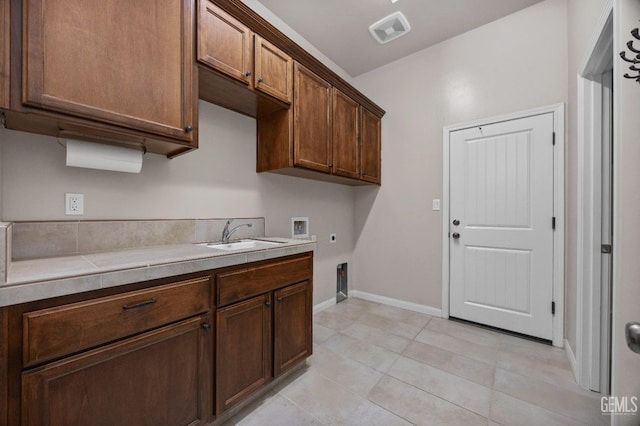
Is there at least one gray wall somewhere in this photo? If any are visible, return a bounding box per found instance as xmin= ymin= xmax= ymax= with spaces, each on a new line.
xmin=352 ymin=0 xmax=569 ymax=308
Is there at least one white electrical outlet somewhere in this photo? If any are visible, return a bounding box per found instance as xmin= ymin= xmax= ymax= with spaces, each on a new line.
xmin=329 ymin=233 xmax=337 ymax=243
xmin=432 ymin=199 xmax=441 ymax=211
xmin=65 ymin=193 xmax=84 ymax=215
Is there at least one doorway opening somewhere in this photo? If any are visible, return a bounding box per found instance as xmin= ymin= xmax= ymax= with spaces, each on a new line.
xmin=576 ymin=6 xmax=613 ymax=395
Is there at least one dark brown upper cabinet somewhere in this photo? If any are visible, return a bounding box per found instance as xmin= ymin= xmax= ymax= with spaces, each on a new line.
xmin=258 ymin=62 xmax=381 ymax=185
xmin=0 ymin=0 xmax=8 ymax=109
xmin=198 ymin=0 xmax=253 ymax=87
xmin=360 ymin=107 xmax=382 ymax=184
xmin=6 ymin=0 xmax=197 ymax=157
xmin=254 ymin=35 xmax=293 ymax=104
xmin=293 ymin=63 xmax=332 ymax=173
xmin=332 ymin=88 xmax=360 ymax=179
xmin=197 ymin=0 xmax=292 ymax=116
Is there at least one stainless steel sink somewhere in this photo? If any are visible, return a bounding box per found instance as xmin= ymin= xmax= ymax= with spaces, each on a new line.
xmin=197 ymin=239 xmax=283 ymax=251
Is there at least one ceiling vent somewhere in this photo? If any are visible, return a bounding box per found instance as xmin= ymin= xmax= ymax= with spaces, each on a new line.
xmin=369 ymin=11 xmax=411 ymax=45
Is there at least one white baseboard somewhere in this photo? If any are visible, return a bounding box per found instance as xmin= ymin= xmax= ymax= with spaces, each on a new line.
xmin=313 ymin=297 xmax=336 ymax=314
xmin=350 ymin=290 xmax=443 ymax=317
xmin=564 ymin=338 xmax=579 ymax=382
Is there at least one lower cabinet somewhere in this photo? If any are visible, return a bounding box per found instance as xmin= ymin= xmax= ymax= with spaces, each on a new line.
xmin=215 ymin=253 xmax=313 ymax=414
xmin=216 ymin=293 xmax=272 ymax=414
xmin=22 ymin=315 xmax=213 ymax=426
xmin=274 ymin=281 xmax=313 ymax=376
xmin=215 ymin=280 xmax=313 ymax=414
xmin=1 ymin=252 xmax=314 ymax=425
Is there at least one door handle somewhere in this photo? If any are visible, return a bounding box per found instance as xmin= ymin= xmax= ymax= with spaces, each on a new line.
xmin=452 ymin=219 xmax=460 ymax=226
xmin=625 ymin=322 xmax=640 ymax=354
xmin=452 ymin=232 xmax=460 ymax=240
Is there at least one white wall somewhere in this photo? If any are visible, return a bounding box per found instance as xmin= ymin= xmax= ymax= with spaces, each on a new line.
xmin=352 ymin=0 xmax=568 ymax=309
xmin=612 ymin=0 xmax=640 ymax=417
xmin=0 ymin=101 xmax=354 ymax=305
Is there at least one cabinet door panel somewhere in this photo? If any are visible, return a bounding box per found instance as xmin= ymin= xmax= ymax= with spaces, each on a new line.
xmin=23 ymin=0 xmax=195 ymax=141
xmin=293 ymin=63 xmax=331 ymax=172
xmin=274 ymin=281 xmax=312 ymax=376
xmin=332 ymin=89 xmax=360 ymax=179
xmin=22 ymin=316 xmax=212 ymax=426
xmin=0 ymin=0 xmax=8 ymax=109
xmin=216 ymin=293 xmax=271 ymax=414
xmin=198 ymin=0 xmax=252 ymax=86
xmin=254 ymin=35 xmax=292 ymax=104
xmin=360 ymin=107 xmax=382 ymax=184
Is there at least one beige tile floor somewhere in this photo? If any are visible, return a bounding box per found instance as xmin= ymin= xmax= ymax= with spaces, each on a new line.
xmin=225 ymin=298 xmax=608 ymax=425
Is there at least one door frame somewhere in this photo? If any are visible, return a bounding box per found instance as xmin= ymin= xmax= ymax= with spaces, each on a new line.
xmin=441 ymin=104 xmax=565 ymax=348
xmin=575 ymin=0 xmax=613 ymax=391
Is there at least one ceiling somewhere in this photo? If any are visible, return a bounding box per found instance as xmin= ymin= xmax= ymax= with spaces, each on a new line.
xmin=258 ymin=0 xmax=546 ymax=77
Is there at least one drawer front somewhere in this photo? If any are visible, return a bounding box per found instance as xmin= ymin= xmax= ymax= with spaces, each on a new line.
xmin=216 ymin=254 xmax=312 ymax=307
xmin=23 ymin=276 xmax=211 ymax=367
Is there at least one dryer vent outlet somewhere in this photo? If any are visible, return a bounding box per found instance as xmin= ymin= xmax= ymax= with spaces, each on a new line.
xmin=369 ymin=11 xmax=411 ymax=45
xmin=336 ymin=263 xmax=348 ymax=303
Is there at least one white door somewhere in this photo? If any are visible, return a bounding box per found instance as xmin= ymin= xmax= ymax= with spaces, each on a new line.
xmin=449 ymin=113 xmax=555 ymax=340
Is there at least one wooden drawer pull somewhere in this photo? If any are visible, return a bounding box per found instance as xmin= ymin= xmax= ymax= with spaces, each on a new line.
xmin=122 ymin=298 xmax=157 ymax=310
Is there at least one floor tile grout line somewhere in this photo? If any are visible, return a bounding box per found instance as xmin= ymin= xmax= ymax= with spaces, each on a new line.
xmin=364 ymin=391 xmax=419 ymax=426
xmin=382 ymin=369 xmax=491 ymax=420
xmin=276 ymin=392 xmax=329 ymax=426
xmin=489 ymin=389 xmax=596 ymax=426
xmin=398 ymin=348 xmax=496 ymax=390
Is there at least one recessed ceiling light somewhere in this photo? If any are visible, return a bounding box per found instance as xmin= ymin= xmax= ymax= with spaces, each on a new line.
xmin=391 ymin=0 xmax=400 ymax=3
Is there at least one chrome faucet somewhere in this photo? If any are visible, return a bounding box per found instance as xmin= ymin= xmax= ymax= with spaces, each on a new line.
xmin=221 ymin=219 xmax=252 ymax=243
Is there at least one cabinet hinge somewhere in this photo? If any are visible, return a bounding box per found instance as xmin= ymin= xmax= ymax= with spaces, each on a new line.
xmin=601 ymin=244 xmax=612 ymax=254
xmin=552 ymin=217 xmax=556 ymax=230
xmin=552 ymin=301 xmax=556 ymax=315
xmin=552 ymin=132 xmax=556 ymax=146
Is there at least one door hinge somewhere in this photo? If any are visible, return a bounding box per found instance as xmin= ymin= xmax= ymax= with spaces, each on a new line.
xmin=552 ymin=217 xmax=556 ymax=230
xmin=552 ymin=132 xmax=556 ymax=146
xmin=552 ymin=301 xmax=556 ymax=315
xmin=601 ymin=244 xmax=612 ymax=254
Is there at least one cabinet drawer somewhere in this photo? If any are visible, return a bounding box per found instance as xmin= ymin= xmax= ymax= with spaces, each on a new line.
xmin=23 ymin=276 xmax=211 ymax=367
xmin=216 ymin=254 xmax=312 ymax=307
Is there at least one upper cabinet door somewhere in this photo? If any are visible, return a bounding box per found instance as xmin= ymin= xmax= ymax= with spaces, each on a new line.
xmin=332 ymin=88 xmax=360 ymax=179
xmin=22 ymin=0 xmax=196 ymax=142
xmin=0 ymin=0 xmax=8 ymax=109
xmin=254 ymin=35 xmax=292 ymax=104
xmin=360 ymin=107 xmax=382 ymax=184
xmin=198 ymin=0 xmax=252 ymax=86
xmin=293 ymin=63 xmax=331 ymax=173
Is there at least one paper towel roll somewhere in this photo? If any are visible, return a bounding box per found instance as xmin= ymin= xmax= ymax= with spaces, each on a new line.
xmin=65 ymin=139 xmax=143 ymax=173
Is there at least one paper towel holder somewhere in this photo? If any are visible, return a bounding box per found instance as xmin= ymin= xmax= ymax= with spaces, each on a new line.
xmin=60 ymin=137 xmax=146 ymax=173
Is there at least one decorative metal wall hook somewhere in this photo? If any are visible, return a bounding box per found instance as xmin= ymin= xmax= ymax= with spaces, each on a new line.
xmin=621 ymin=23 xmax=640 ymax=83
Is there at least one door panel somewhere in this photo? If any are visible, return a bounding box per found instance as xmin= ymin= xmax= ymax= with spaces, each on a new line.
xmin=332 ymin=88 xmax=360 ymax=179
xmin=449 ymin=113 xmax=554 ymax=340
xmin=23 ymin=0 xmax=195 ymax=141
xmin=254 ymin=35 xmax=292 ymax=103
xmin=22 ymin=316 xmax=212 ymax=426
xmin=293 ymin=63 xmax=331 ymax=173
xmin=215 ymin=293 xmax=271 ymax=414
xmin=360 ymin=107 xmax=381 ymax=184
xmin=198 ymin=0 xmax=252 ymax=86
xmin=274 ymin=281 xmax=312 ymax=376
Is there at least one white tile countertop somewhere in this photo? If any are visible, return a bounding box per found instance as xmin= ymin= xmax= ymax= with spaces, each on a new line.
xmin=0 ymin=236 xmax=316 ymax=307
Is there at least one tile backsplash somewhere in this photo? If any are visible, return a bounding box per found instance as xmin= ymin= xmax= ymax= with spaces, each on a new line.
xmin=11 ymin=218 xmax=265 ymax=260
